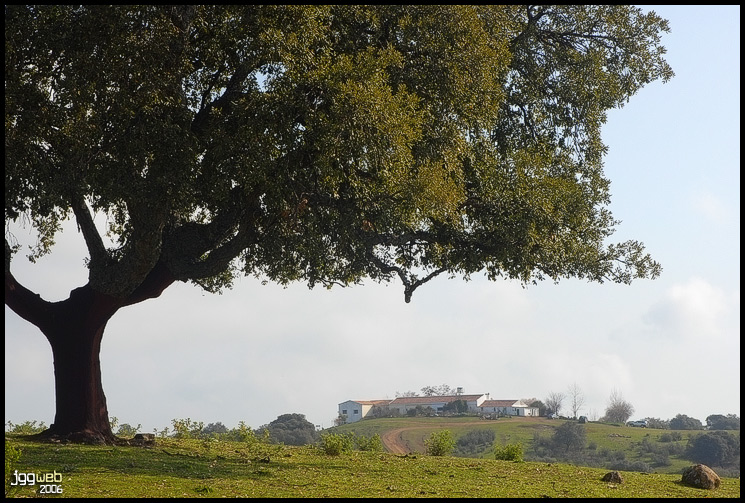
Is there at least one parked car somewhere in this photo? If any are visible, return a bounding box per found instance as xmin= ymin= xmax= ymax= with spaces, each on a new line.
xmin=627 ymin=420 xmax=647 ymax=428
xmin=578 ymin=416 xmax=587 ymax=424
xmin=547 ymin=413 xmax=559 ymax=419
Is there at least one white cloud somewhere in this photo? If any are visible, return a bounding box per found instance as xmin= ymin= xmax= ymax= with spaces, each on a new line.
xmin=691 ymin=191 xmax=729 ymax=223
xmin=643 ymin=277 xmax=731 ymax=340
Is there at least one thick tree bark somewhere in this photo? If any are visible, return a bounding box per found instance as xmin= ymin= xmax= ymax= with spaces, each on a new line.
xmin=6 ymin=261 xmax=176 ymax=444
xmin=38 ymin=286 xmax=121 ymax=444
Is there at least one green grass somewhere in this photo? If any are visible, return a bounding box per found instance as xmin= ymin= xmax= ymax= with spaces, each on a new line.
xmin=330 ymin=416 xmax=736 ymax=475
xmin=5 ymin=432 xmax=739 ymax=498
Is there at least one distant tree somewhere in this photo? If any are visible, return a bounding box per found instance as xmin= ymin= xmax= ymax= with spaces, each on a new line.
xmin=706 ymin=414 xmax=740 ymax=431
xmin=203 ymin=422 xmax=229 ymax=436
xmin=645 ymin=417 xmax=669 ymax=430
xmin=529 ymin=400 xmax=547 ymax=417
xmin=396 ymin=391 xmax=419 ymax=398
xmin=407 ymin=405 xmax=436 ymax=417
xmin=669 ymin=414 xmax=703 ymax=430
xmin=259 ymin=413 xmax=319 ymax=446
xmin=545 ymin=392 xmax=565 ymax=416
xmin=685 ymin=431 xmax=740 ymax=467
xmin=421 ymin=384 xmax=454 ymax=396
xmin=552 ymin=422 xmax=586 ymax=454
xmin=443 ymin=399 xmax=469 ymax=414
xmin=567 ymin=383 xmax=585 ymax=419
xmin=5 ymin=5 xmax=671 ymax=443
xmin=370 ymin=405 xmax=400 ymax=419
xmin=603 ymin=389 xmax=634 ymax=423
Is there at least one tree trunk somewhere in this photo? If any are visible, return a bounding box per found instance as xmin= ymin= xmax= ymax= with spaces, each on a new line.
xmin=38 ymin=286 xmax=122 ymax=444
xmin=7 ymin=261 xmax=176 ymax=445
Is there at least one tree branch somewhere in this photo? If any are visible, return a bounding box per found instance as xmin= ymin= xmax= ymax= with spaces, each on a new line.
xmin=71 ymin=195 xmax=109 ymax=269
xmin=5 ymin=239 xmax=55 ymax=328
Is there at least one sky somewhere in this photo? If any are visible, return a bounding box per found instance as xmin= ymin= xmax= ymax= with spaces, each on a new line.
xmin=5 ymin=5 xmax=740 ymax=433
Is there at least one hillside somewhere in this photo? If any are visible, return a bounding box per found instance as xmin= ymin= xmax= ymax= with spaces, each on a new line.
xmin=5 ymin=433 xmax=739 ymax=498
xmin=329 ymin=416 xmax=740 ymax=477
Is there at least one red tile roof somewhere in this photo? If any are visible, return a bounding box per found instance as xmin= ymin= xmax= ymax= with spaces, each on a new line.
xmin=389 ymin=394 xmax=486 ymax=405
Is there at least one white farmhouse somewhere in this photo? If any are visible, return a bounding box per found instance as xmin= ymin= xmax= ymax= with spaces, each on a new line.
xmin=337 ymin=399 xmax=391 ymax=423
xmin=386 ymin=394 xmax=489 ymax=415
xmin=478 ymin=399 xmax=539 ymax=417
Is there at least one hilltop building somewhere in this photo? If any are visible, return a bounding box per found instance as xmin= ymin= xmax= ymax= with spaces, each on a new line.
xmin=337 ymin=393 xmax=539 ymax=423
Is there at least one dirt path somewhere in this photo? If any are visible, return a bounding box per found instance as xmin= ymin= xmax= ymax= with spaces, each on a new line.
xmin=380 ymin=421 xmax=490 ymax=454
xmin=380 ymin=427 xmax=410 ymax=454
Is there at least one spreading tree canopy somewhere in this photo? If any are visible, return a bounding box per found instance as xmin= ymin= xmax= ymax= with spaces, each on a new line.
xmin=5 ymin=5 xmax=672 ymax=443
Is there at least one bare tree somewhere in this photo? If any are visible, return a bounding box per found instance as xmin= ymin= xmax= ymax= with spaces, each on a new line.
xmin=603 ymin=388 xmax=635 ymax=423
xmin=567 ymin=382 xmax=586 ymax=419
xmin=421 ymin=384 xmax=454 ymax=396
xmin=545 ymin=391 xmax=566 ymax=416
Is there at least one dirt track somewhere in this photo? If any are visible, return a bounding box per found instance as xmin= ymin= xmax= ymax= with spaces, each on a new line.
xmin=380 ymin=421 xmax=482 ymax=454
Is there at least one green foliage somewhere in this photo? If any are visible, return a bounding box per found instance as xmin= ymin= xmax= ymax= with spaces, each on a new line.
xmin=552 ymin=422 xmax=587 ymax=454
xmin=685 ymin=431 xmax=740 ymax=467
xmin=443 ymin=399 xmax=469 ymax=414
xmin=494 ymin=443 xmax=524 ymax=462
xmin=202 ymin=422 xmax=230 ymax=437
xmin=456 ymin=429 xmax=496 ymax=455
xmin=645 ymin=417 xmax=669 ymax=430
xmin=319 ymin=432 xmax=355 ymax=456
xmin=659 ymin=431 xmax=683 ymax=442
xmin=259 ymin=413 xmax=319 ymax=446
xmin=5 ymin=420 xmax=47 ymax=435
xmin=5 ymin=440 xmax=22 ymax=498
xmin=425 ymin=430 xmax=455 ymax=457
xmin=669 ymin=414 xmax=703 ymax=430
xmin=706 ymin=414 xmax=740 ymax=431
xmin=171 ymin=418 xmax=205 ymax=439
xmin=355 ymin=434 xmax=384 ymax=452
xmin=5 ymin=5 xmax=672 ymax=303
xmin=407 ymin=405 xmax=437 ymax=417
xmin=116 ymin=423 xmax=142 ymax=438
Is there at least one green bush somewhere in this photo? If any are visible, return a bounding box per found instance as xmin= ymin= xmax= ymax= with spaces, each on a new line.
xmin=5 ymin=420 xmax=47 ymax=435
xmin=116 ymin=423 xmax=142 ymax=438
xmin=171 ymin=418 xmax=205 ymax=438
xmin=425 ymin=430 xmax=455 ymax=457
xmin=456 ymin=429 xmax=496 ymax=455
xmin=494 ymin=443 xmax=523 ymax=462
xmin=5 ymin=440 xmax=21 ymax=498
xmin=355 ymin=434 xmax=383 ymax=452
xmin=319 ymin=433 xmax=354 ymax=456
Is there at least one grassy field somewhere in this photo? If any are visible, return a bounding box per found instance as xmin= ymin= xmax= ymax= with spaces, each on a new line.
xmin=5 ymin=430 xmax=740 ymax=498
xmin=331 ymin=416 xmax=735 ymax=475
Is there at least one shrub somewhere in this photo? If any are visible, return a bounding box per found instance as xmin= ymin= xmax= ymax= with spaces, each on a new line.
xmin=669 ymin=414 xmax=703 ymax=430
xmin=5 ymin=440 xmax=22 ymax=498
xmin=355 ymin=434 xmax=383 ymax=452
xmin=552 ymin=422 xmax=586 ymax=454
xmin=171 ymin=418 xmax=205 ymax=438
xmin=494 ymin=443 xmax=523 ymax=462
xmin=685 ymin=431 xmax=740 ymax=467
xmin=456 ymin=429 xmax=496 ymax=455
xmin=5 ymin=420 xmax=47 ymax=435
xmin=319 ymin=433 xmax=354 ymax=456
xmin=116 ymin=423 xmax=142 ymax=438
xmin=425 ymin=430 xmax=455 ymax=457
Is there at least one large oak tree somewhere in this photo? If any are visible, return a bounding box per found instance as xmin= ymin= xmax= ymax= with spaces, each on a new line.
xmin=5 ymin=5 xmax=672 ymax=443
